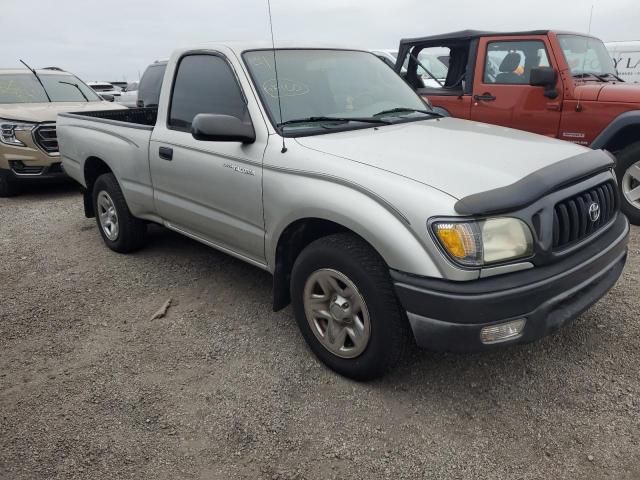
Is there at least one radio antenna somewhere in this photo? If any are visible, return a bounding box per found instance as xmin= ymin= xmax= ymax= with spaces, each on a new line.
xmin=577 ymin=2 xmax=595 ymax=112
xmin=267 ymin=0 xmax=287 ymax=153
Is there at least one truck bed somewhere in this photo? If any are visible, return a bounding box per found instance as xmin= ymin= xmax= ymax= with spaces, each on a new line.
xmin=59 ymin=107 xmax=158 ymax=128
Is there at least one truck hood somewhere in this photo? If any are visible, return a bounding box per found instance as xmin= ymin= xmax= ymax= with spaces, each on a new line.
xmin=597 ymin=82 xmax=640 ymax=102
xmin=574 ymin=82 xmax=640 ymax=103
xmin=0 ymin=101 xmax=125 ymax=123
xmin=294 ymin=117 xmax=589 ymax=200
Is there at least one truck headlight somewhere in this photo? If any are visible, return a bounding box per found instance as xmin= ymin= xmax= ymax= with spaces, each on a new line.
xmin=433 ymin=217 xmax=533 ymax=267
xmin=0 ymin=119 xmax=36 ymax=147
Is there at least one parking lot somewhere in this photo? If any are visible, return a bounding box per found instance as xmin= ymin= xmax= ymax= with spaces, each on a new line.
xmin=0 ymin=184 xmax=638 ymax=480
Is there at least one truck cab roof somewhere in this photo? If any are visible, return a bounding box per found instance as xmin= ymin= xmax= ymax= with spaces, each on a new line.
xmin=168 ymin=41 xmax=366 ymax=58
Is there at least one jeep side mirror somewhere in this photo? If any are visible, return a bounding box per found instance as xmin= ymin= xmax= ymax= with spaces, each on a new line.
xmin=529 ymin=67 xmax=559 ymax=99
xmin=100 ymin=94 xmax=115 ymax=102
xmin=191 ymin=113 xmax=256 ymax=144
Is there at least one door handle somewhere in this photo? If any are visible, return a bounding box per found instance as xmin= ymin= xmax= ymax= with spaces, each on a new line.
xmin=159 ymin=146 xmax=173 ymax=161
xmin=473 ymin=93 xmax=497 ymax=102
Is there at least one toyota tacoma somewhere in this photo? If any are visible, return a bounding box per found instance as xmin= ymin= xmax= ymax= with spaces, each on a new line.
xmin=57 ymin=43 xmax=629 ymax=379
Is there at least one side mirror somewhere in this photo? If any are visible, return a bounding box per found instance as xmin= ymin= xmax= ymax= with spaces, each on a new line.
xmin=191 ymin=113 xmax=255 ymax=144
xmin=100 ymin=94 xmax=115 ymax=102
xmin=529 ymin=67 xmax=559 ymax=99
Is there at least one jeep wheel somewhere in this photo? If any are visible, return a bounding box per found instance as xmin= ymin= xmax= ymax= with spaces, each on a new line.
xmin=615 ymin=142 xmax=640 ymax=225
xmin=0 ymin=170 xmax=21 ymax=197
xmin=290 ymin=233 xmax=411 ymax=380
xmin=92 ymin=173 xmax=147 ymax=253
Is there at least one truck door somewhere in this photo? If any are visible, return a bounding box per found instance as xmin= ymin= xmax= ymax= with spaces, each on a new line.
xmin=149 ymin=52 xmax=267 ymax=265
xmin=470 ymin=37 xmax=562 ymax=137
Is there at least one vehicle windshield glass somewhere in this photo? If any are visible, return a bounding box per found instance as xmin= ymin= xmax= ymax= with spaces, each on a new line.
xmin=416 ymin=53 xmax=448 ymax=79
xmin=243 ymin=49 xmax=429 ymax=134
xmin=0 ymin=73 xmax=101 ymax=103
xmin=558 ymin=35 xmax=617 ymax=77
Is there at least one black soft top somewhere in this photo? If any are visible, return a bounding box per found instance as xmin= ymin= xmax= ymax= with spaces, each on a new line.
xmin=399 ymin=30 xmax=552 ymax=48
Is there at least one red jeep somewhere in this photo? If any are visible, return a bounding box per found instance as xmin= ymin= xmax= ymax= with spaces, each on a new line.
xmin=396 ymin=30 xmax=640 ymax=224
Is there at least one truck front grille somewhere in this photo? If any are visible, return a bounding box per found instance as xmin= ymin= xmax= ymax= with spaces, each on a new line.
xmin=552 ymin=181 xmax=618 ymax=250
xmin=33 ymin=124 xmax=58 ymax=153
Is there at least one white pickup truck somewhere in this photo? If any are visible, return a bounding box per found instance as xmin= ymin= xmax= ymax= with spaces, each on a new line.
xmin=58 ymin=43 xmax=629 ymax=379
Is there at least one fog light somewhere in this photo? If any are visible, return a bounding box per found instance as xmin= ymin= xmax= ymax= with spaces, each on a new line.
xmin=9 ymin=160 xmax=25 ymax=170
xmin=480 ymin=319 xmax=526 ymax=344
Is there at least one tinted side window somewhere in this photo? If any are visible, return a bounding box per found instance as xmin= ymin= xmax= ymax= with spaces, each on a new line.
xmin=138 ymin=64 xmax=166 ymax=107
xmin=484 ymin=40 xmax=550 ymax=84
xmin=168 ymin=55 xmax=246 ymax=132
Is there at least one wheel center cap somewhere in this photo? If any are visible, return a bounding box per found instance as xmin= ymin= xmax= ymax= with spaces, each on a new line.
xmin=330 ymin=295 xmax=351 ymax=323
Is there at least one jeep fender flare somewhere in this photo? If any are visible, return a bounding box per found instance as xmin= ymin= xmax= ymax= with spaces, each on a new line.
xmin=591 ymin=110 xmax=640 ymax=151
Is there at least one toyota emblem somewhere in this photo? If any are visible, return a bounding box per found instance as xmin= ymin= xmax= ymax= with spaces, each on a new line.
xmin=588 ymin=202 xmax=601 ymax=222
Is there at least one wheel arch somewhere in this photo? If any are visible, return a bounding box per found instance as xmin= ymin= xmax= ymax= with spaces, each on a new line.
xmin=591 ymin=111 xmax=640 ymax=153
xmin=82 ymin=156 xmax=114 ymax=218
xmin=272 ymin=218 xmax=351 ymax=311
xmin=269 ymin=212 xmax=441 ymax=311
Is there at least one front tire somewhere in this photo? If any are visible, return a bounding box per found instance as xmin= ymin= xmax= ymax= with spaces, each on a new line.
xmin=290 ymin=233 xmax=411 ymax=380
xmin=92 ymin=173 xmax=147 ymax=253
xmin=615 ymin=142 xmax=640 ymax=225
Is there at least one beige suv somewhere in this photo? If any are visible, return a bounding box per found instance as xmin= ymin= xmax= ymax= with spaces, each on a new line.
xmin=0 ymin=67 xmax=125 ymax=196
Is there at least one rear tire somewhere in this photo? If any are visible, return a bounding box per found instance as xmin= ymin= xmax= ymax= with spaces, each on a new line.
xmin=92 ymin=173 xmax=147 ymax=253
xmin=615 ymin=142 xmax=640 ymax=225
xmin=0 ymin=170 xmax=21 ymax=197
xmin=290 ymin=233 xmax=412 ymax=380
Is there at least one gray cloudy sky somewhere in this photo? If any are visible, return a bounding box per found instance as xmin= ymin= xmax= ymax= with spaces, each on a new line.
xmin=2 ymin=0 xmax=638 ymax=81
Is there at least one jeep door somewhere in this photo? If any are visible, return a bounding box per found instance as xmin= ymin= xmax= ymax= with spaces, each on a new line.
xmin=149 ymin=52 xmax=267 ymax=266
xmin=470 ymin=36 xmax=563 ymax=137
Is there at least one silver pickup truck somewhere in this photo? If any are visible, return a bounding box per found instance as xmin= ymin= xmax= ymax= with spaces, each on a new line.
xmin=58 ymin=43 xmax=629 ymax=379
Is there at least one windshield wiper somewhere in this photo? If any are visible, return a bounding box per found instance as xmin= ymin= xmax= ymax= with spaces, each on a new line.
xmin=19 ymin=59 xmax=51 ymax=102
xmin=572 ymin=72 xmax=606 ymax=82
xmin=373 ymin=107 xmax=442 ymax=118
xmin=58 ymin=81 xmax=90 ymax=102
xmin=277 ymin=116 xmax=391 ymax=128
xmin=596 ymin=72 xmax=624 ymax=82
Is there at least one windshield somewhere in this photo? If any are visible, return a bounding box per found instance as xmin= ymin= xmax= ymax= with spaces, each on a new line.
xmin=558 ymin=35 xmax=617 ymax=77
xmin=0 ymin=73 xmax=101 ymax=104
xmin=243 ymin=49 xmax=429 ymax=134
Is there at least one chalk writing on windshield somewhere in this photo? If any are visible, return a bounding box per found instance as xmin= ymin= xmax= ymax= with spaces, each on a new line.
xmin=262 ymin=78 xmax=310 ymax=98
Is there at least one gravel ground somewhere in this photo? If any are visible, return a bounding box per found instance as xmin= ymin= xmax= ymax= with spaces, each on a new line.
xmin=1 ymin=183 xmax=639 ymax=480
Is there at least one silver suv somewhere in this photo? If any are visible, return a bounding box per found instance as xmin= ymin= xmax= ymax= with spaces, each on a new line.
xmin=58 ymin=44 xmax=629 ymax=379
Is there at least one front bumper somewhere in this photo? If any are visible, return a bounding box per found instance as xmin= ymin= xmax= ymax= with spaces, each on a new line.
xmin=1 ymin=127 xmax=65 ymax=182
xmin=1 ymin=162 xmax=66 ymax=183
xmin=392 ymin=214 xmax=629 ymax=352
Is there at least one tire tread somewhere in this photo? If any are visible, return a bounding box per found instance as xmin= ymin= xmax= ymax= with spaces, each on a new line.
xmin=93 ymin=173 xmax=146 ymax=253
xmin=291 ymin=233 xmax=412 ymax=380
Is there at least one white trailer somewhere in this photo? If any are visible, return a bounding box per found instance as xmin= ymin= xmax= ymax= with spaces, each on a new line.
xmin=606 ymin=41 xmax=640 ymax=83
